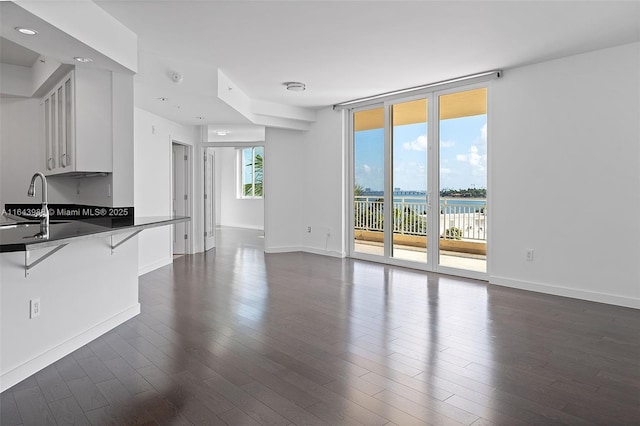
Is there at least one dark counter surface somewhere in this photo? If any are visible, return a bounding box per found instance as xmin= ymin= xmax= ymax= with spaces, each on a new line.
xmin=0 ymin=216 xmax=190 ymax=253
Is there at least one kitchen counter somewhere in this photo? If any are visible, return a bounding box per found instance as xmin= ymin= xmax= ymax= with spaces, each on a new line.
xmin=0 ymin=216 xmax=189 ymax=252
xmin=1 ymin=214 xmax=190 ymax=392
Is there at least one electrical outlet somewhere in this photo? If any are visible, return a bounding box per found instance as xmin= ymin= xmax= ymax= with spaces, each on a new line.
xmin=307 ymin=226 xmax=312 ymax=233
xmin=526 ymin=249 xmax=534 ymax=261
xmin=30 ymin=298 xmax=41 ymax=319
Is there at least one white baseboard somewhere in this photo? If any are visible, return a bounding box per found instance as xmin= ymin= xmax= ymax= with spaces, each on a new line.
xmin=138 ymin=256 xmax=173 ymax=276
xmin=490 ymin=276 xmax=640 ymax=309
xmin=264 ymin=245 xmax=346 ymax=258
xmin=301 ymin=246 xmax=346 ymax=258
xmin=264 ymin=245 xmax=301 ymax=254
xmin=1 ymin=304 xmax=140 ymax=392
xmin=218 ymin=224 xmax=264 ymax=231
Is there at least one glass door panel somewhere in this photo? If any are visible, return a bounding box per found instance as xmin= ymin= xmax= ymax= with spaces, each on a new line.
xmin=438 ymin=88 xmax=487 ymax=273
xmin=350 ymin=85 xmax=489 ymax=279
xmin=353 ymin=107 xmax=385 ymax=256
xmin=391 ymin=99 xmax=428 ymax=263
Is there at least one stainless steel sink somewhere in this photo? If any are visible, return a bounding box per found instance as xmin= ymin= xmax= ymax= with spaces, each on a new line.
xmin=18 ymin=220 xmax=68 ymax=225
xmin=0 ymin=220 xmax=68 ymax=229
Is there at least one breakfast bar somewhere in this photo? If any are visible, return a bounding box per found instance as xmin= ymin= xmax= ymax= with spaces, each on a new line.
xmin=0 ymin=215 xmax=189 ymax=391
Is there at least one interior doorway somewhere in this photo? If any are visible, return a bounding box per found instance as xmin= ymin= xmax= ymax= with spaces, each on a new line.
xmin=204 ymin=148 xmax=215 ymax=251
xmin=172 ymin=142 xmax=191 ymax=255
xmin=202 ymin=144 xmax=265 ymax=252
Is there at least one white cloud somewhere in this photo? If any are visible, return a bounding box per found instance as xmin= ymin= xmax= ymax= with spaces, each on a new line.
xmin=468 ymin=145 xmax=482 ymax=167
xmin=402 ymin=136 xmax=455 ymax=151
xmin=402 ymin=135 xmax=427 ymax=151
xmin=457 ymin=145 xmax=486 ymax=176
xmin=392 ymin=161 xmax=427 ymax=190
xmin=356 ymin=163 xmax=384 ymax=191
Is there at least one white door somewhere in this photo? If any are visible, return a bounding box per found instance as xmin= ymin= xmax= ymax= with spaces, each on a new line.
xmin=204 ymin=149 xmax=216 ymax=251
xmin=172 ymin=143 xmax=189 ymax=254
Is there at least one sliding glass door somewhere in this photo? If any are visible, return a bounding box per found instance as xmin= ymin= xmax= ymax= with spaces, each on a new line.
xmin=438 ymin=88 xmax=487 ymax=273
xmin=351 ymin=85 xmax=488 ymax=277
xmin=353 ymin=107 xmax=385 ymax=257
xmin=391 ymin=99 xmax=428 ymax=263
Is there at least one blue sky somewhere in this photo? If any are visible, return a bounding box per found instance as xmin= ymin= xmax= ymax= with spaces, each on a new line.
xmin=354 ymin=114 xmax=487 ymax=192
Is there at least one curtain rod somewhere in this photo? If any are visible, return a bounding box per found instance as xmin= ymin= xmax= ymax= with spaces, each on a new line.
xmin=333 ymin=70 xmax=502 ymax=110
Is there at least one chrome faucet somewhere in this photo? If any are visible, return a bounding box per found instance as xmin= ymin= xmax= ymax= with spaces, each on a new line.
xmin=27 ymin=172 xmax=49 ymax=238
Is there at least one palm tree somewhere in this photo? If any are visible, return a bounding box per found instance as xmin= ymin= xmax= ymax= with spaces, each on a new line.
xmin=244 ymin=153 xmax=263 ymax=196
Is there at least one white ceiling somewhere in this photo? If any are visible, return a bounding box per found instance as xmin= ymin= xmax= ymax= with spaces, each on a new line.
xmin=6 ymin=1 xmax=640 ymax=126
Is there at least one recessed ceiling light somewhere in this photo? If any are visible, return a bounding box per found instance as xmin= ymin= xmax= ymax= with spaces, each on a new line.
xmin=74 ymin=57 xmax=92 ymax=63
xmin=284 ymin=81 xmax=306 ymax=92
xmin=214 ymin=130 xmax=229 ymax=136
xmin=15 ymin=27 xmax=38 ymax=35
xmin=157 ymin=97 xmax=168 ymax=101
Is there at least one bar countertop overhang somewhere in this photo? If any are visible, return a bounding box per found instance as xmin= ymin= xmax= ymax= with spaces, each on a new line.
xmin=0 ymin=216 xmax=190 ymax=252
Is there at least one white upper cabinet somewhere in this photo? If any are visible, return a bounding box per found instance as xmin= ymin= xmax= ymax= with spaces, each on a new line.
xmin=42 ymin=68 xmax=112 ymax=176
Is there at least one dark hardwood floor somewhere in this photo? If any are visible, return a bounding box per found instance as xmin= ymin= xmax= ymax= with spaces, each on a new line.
xmin=2 ymin=228 xmax=639 ymax=425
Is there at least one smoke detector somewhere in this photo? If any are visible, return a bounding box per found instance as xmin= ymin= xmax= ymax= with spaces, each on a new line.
xmin=170 ymin=72 xmax=183 ymax=83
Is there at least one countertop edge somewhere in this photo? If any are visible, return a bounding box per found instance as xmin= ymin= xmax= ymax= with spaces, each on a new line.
xmin=1 ymin=217 xmax=190 ymax=253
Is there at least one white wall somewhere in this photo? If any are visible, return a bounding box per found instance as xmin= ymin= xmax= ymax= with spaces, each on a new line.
xmin=134 ymin=107 xmax=199 ymax=274
xmin=300 ymin=107 xmax=346 ymax=257
xmin=0 ymin=98 xmax=43 ymax=208
xmin=214 ymin=148 xmax=222 ymax=225
xmin=262 ymin=110 xmax=344 ymax=255
xmin=0 ymin=64 xmax=32 ymax=97
xmin=263 ymin=128 xmax=305 ymax=252
xmin=111 ymin=72 xmax=134 ymax=207
xmin=489 ymin=42 xmax=640 ymax=308
xmin=1 ymin=236 xmax=139 ymax=392
xmin=215 ymin=146 xmax=264 ymax=230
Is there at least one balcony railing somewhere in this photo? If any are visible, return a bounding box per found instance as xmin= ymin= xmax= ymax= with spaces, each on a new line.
xmin=354 ymin=196 xmax=487 ymax=241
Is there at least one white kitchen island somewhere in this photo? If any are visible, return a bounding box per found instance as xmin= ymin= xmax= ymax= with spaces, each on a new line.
xmin=0 ymin=216 xmax=188 ymax=391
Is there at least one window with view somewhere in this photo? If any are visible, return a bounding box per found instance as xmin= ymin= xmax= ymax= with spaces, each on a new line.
xmin=238 ymin=146 xmax=264 ymax=198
